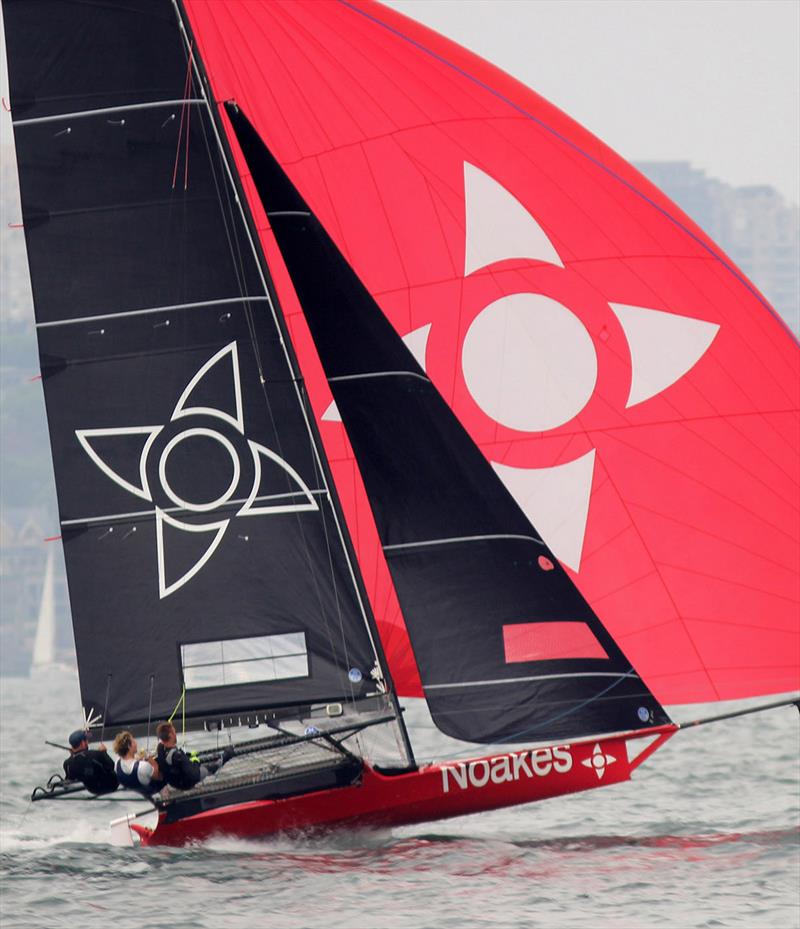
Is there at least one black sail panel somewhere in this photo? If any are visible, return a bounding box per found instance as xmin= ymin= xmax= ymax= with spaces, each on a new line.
xmin=3 ymin=0 xmax=388 ymax=731
xmin=226 ymin=104 xmax=672 ymax=744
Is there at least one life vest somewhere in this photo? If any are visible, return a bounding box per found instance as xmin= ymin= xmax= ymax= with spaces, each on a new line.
xmin=156 ymin=743 xmax=203 ymax=790
xmin=114 ymin=758 xmax=161 ymax=796
xmin=64 ymin=750 xmax=118 ymax=795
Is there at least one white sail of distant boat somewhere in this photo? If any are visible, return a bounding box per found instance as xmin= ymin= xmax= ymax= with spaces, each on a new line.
xmin=30 ymin=547 xmax=72 ymax=676
xmin=30 ymin=548 xmax=56 ymax=672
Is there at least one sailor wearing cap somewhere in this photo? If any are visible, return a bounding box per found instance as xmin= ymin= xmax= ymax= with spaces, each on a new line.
xmin=63 ymin=730 xmax=118 ymax=795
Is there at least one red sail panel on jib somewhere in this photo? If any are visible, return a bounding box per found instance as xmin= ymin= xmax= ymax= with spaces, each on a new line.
xmin=183 ymin=0 xmax=800 ymax=706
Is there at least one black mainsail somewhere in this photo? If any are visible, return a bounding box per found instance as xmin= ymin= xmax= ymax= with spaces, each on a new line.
xmin=3 ymin=0 xmax=408 ymax=753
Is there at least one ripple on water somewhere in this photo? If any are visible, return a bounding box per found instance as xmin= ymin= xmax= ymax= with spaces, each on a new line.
xmin=0 ymin=677 xmax=798 ymax=929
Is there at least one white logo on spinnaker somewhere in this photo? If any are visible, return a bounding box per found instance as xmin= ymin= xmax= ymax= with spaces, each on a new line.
xmin=441 ymin=745 xmax=573 ymax=793
xmin=76 ymin=342 xmax=319 ymax=599
xmin=462 ymin=165 xmax=720 ymax=570
xmin=321 ymin=164 xmax=719 ymax=573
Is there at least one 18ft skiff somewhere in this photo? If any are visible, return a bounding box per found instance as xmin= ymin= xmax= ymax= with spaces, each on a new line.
xmin=5 ymin=0 xmax=797 ymax=846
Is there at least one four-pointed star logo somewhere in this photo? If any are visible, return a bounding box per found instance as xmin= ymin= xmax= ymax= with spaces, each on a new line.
xmin=581 ymin=742 xmax=618 ymax=780
xmin=76 ymin=342 xmax=318 ymax=598
xmin=326 ymin=163 xmax=721 ymax=572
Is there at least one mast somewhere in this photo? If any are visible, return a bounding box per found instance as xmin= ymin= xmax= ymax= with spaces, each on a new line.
xmin=170 ymin=0 xmax=415 ymax=767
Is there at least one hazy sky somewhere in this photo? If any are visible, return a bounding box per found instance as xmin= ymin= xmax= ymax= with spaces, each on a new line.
xmin=386 ymin=0 xmax=800 ymax=205
xmin=1 ymin=1 xmax=798 ymax=204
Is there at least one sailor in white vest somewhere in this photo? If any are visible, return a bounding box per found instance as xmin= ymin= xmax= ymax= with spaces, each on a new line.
xmin=112 ymin=731 xmax=164 ymax=797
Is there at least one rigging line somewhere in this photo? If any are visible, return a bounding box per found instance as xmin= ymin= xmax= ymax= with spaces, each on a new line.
xmin=12 ymin=99 xmax=205 ymax=127
xmin=301 ymin=385 xmax=356 ymax=702
xmin=677 ymin=696 xmax=800 ymax=729
xmin=175 ymin=16 xmax=264 ymax=396
xmin=184 ymin=44 xmax=194 ymax=191
xmin=171 ymin=4 xmax=387 ymax=689
xmin=211 ymin=119 xmax=267 ymax=385
xmin=100 ymin=675 xmax=112 ymax=744
xmin=167 ymin=687 xmax=186 ymax=743
xmin=182 ymin=6 xmax=269 ymax=389
xmin=145 ymin=675 xmax=155 ymax=753
xmin=172 ymin=10 xmax=348 ymax=677
xmin=424 ymin=671 xmax=640 ymax=690
xmin=172 ymin=42 xmax=194 ymax=189
xmin=182 ymin=31 xmax=267 ymax=390
xmin=206 ymin=126 xmax=344 ymax=669
xmin=167 ymin=688 xmax=184 ymax=722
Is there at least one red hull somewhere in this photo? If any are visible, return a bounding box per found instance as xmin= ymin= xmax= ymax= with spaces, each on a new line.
xmin=133 ymin=727 xmax=676 ymax=846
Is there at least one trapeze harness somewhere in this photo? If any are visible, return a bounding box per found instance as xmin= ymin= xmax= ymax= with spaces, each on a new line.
xmin=114 ymin=758 xmax=162 ymax=797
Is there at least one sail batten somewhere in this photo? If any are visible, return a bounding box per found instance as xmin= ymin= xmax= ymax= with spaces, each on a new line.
xmin=60 ymin=489 xmax=330 ymax=529
xmin=425 ymin=672 xmax=640 ymax=690
xmin=383 ymin=534 xmax=544 ymax=552
xmin=12 ymin=99 xmax=206 ymax=127
xmin=35 ymin=297 xmax=271 ymax=329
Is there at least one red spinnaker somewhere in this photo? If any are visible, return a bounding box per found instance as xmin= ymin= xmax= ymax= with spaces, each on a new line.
xmin=183 ymin=0 xmax=800 ymax=706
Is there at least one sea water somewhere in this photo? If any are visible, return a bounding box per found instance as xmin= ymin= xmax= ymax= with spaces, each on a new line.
xmin=0 ymin=672 xmax=797 ymax=929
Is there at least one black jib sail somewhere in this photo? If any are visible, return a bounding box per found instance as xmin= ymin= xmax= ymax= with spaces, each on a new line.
xmin=225 ymin=104 xmax=672 ymax=744
xmin=3 ymin=0 xmax=405 ymax=741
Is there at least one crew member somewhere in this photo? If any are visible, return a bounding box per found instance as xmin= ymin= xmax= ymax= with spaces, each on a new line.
xmin=155 ymin=721 xmax=234 ymax=791
xmin=112 ymin=730 xmax=164 ymax=797
xmin=63 ymin=730 xmax=118 ymax=795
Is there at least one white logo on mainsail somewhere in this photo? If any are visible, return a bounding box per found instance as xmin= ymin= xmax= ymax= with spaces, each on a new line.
xmin=76 ymin=342 xmax=318 ymax=599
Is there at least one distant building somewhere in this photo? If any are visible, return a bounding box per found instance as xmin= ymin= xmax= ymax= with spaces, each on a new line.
xmin=636 ymin=161 xmax=800 ymax=334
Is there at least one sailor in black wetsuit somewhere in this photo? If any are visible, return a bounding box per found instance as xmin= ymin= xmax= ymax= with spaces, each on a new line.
xmin=155 ymin=721 xmax=234 ymax=791
xmin=63 ymin=730 xmax=118 ymax=795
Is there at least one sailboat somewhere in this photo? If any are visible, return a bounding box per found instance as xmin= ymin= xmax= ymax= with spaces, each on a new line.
xmin=30 ymin=547 xmax=57 ymax=675
xmin=5 ymin=0 xmax=797 ymax=847
xmin=30 ymin=546 xmax=74 ymax=677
